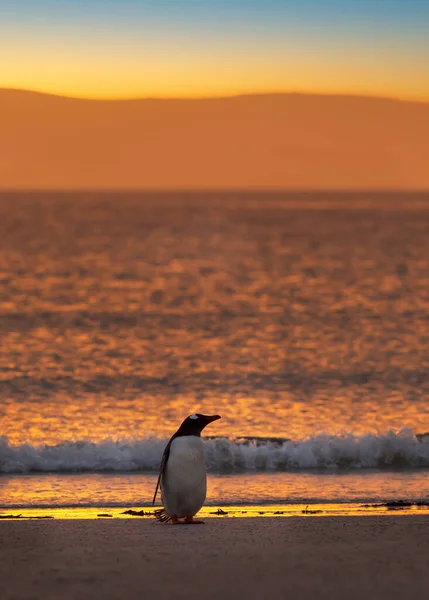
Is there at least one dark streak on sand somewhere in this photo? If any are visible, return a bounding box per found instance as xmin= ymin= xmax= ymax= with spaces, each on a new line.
xmin=0 ymin=514 xmax=54 ymax=519
xmin=121 ymin=509 xmax=147 ymax=516
xmin=302 ymin=505 xmax=324 ymax=514
xmin=361 ymin=500 xmax=429 ymax=509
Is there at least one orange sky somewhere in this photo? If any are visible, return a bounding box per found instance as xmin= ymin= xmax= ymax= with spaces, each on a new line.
xmin=1 ymin=1 xmax=429 ymax=100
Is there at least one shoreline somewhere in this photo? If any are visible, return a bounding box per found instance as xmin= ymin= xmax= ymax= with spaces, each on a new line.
xmin=1 ymin=502 xmax=429 ymax=520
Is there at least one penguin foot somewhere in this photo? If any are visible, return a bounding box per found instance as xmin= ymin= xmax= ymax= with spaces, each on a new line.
xmin=171 ymin=515 xmax=184 ymax=525
xmin=156 ymin=512 xmax=205 ymax=525
xmin=168 ymin=515 xmax=205 ymax=525
xmin=154 ymin=508 xmax=171 ymax=523
xmin=184 ymin=516 xmax=204 ymax=524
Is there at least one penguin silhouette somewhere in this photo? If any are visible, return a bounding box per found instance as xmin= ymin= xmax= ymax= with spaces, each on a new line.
xmin=152 ymin=413 xmax=221 ymax=524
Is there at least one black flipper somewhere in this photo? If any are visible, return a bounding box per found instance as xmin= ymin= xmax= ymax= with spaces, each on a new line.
xmin=152 ymin=437 xmax=174 ymax=505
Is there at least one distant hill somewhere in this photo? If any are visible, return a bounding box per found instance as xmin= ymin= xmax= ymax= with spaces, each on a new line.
xmin=1 ymin=89 xmax=428 ymax=190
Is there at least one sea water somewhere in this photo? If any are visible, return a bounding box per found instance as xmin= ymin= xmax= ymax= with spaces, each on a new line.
xmin=1 ymin=192 xmax=428 ymax=511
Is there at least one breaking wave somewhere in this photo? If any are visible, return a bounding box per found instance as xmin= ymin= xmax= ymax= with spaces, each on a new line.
xmin=1 ymin=429 xmax=428 ymax=474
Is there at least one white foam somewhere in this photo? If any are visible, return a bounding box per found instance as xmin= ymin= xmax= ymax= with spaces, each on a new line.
xmin=0 ymin=429 xmax=428 ymax=474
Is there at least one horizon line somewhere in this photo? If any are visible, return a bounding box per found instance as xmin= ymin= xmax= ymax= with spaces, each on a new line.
xmin=2 ymin=86 xmax=429 ymax=105
xmin=1 ymin=188 xmax=429 ymax=194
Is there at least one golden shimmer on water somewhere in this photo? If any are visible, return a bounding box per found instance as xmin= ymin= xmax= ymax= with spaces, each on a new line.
xmin=2 ymin=472 xmax=428 ymax=510
xmin=2 ymin=392 xmax=428 ymax=446
xmin=1 ymin=193 xmax=429 ymax=446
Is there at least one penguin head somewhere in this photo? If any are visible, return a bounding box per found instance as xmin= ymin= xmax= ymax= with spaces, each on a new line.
xmin=176 ymin=413 xmax=221 ymax=437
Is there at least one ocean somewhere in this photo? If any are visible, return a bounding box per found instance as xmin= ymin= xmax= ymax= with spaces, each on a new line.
xmin=1 ymin=191 xmax=428 ymax=513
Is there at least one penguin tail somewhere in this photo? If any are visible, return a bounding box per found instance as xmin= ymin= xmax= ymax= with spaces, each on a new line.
xmin=154 ymin=508 xmax=171 ymax=523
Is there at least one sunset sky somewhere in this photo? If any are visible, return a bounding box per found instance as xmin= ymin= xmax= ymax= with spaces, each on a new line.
xmin=1 ymin=0 xmax=428 ymax=100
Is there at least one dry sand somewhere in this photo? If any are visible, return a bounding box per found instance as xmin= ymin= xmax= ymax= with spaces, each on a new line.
xmin=1 ymin=516 xmax=428 ymax=600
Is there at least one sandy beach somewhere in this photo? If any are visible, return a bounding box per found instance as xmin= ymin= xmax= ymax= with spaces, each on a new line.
xmin=1 ymin=516 xmax=428 ymax=600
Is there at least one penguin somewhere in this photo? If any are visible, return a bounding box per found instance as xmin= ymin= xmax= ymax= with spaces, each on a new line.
xmin=152 ymin=413 xmax=221 ymax=524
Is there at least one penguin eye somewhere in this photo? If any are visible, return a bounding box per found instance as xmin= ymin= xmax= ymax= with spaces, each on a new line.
xmin=189 ymin=414 xmax=199 ymax=420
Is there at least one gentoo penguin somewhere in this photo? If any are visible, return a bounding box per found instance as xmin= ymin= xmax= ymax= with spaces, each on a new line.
xmin=152 ymin=413 xmax=221 ymax=524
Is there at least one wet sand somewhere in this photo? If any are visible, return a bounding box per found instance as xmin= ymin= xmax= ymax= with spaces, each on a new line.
xmin=1 ymin=516 xmax=428 ymax=600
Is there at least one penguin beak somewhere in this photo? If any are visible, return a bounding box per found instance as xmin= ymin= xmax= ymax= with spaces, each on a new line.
xmin=205 ymin=415 xmax=221 ymax=423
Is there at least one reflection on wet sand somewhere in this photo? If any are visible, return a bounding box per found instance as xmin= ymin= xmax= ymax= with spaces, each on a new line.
xmin=2 ymin=503 xmax=429 ymax=520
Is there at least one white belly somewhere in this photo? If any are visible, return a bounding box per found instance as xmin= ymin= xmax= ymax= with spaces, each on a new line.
xmin=161 ymin=436 xmax=207 ymax=518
